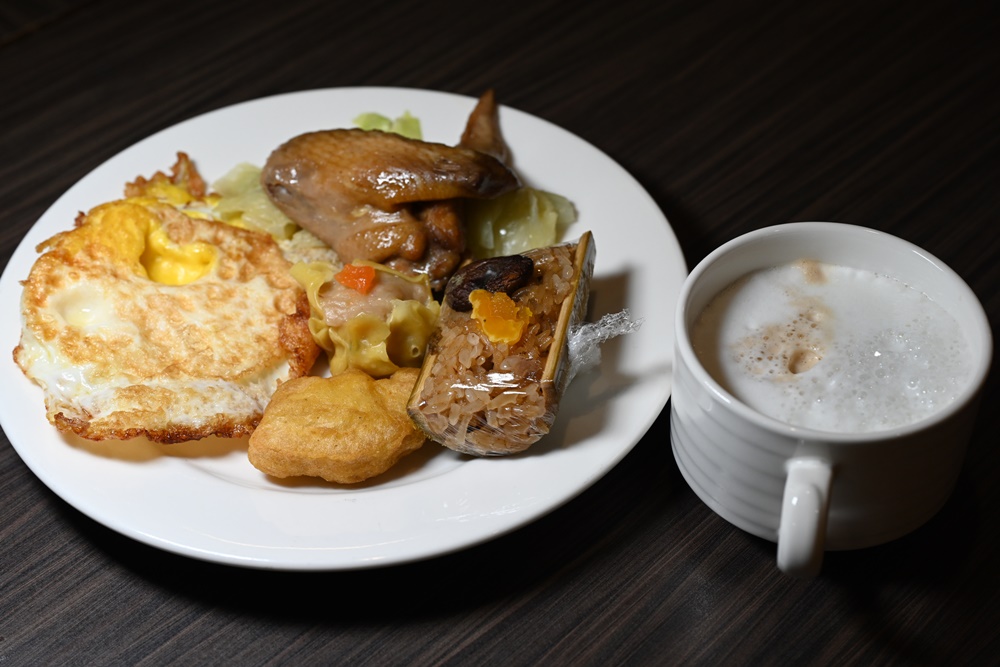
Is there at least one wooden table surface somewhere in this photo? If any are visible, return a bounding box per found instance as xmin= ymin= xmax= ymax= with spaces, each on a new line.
xmin=2 ymin=0 xmax=997 ymax=664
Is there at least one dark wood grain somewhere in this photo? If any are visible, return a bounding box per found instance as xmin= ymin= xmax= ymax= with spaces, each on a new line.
xmin=1 ymin=0 xmax=998 ymax=665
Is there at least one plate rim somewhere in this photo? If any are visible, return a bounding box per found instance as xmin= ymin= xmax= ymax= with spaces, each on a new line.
xmin=0 ymin=86 xmax=687 ymax=571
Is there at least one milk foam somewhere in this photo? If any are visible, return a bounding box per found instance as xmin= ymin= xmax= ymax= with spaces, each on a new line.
xmin=692 ymin=260 xmax=973 ymax=433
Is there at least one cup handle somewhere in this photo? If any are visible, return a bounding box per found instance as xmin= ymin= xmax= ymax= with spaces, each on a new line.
xmin=776 ymin=458 xmax=833 ymax=577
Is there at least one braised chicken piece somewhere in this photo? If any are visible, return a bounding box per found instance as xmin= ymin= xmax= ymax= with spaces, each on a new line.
xmin=459 ymin=89 xmax=512 ymax=164
xmin=261 ymin=91 xmax=519 ymax=290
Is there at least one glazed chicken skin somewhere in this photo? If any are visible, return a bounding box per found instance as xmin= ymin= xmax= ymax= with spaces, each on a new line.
xmin=261 ymin=94 xmax=518 ymax=290
xmin=459 ymin=89 xmax=511 ymax=164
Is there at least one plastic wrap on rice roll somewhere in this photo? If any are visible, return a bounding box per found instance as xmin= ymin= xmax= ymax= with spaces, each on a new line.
xmin=407 ymin=231 xmax=595 ymax=456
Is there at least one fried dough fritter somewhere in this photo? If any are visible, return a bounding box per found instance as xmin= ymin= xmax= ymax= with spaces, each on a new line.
xmin=13 ymin=198 xmax=319 ymax=443
xmin=247 ymin=367 xmax=425 ymax=484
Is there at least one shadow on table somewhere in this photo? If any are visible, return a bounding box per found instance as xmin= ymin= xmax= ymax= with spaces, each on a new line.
xmin=731 ymin=464 xmax=991 ymax=665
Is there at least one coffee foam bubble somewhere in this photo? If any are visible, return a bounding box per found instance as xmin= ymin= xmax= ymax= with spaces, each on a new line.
xmin=691 ymin=260 xmax=973 ymax=433
xmin=732 ymin=297 xmax=828 ymax=378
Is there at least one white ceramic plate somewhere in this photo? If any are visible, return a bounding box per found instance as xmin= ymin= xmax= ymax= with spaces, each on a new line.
xmin=0 ymin=87 xmax=686 ymax=570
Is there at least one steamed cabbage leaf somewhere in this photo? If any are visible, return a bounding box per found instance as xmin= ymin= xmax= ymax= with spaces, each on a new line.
xmin=466 ymin=188 xmax=577 ymax=258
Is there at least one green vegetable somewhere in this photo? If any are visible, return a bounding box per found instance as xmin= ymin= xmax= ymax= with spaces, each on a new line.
xmin=352 ymin=111 xmax=423 ymax=140
xmin=212 ymin=163 xmax=298 ymax=240
xmin=466 ymin=188 xmax=577 ymax=258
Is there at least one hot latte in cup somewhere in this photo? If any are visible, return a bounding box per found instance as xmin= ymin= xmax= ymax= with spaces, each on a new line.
xmin=691 ymin=259 xmax=974 ymax=433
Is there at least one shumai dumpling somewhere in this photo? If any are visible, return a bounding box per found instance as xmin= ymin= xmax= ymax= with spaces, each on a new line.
xmin=292 ymin=260 xmax=439 ymax=378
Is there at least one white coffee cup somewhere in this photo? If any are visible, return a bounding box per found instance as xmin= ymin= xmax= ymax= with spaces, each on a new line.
xmin=670 ymin=222 xmax=992 ymax=577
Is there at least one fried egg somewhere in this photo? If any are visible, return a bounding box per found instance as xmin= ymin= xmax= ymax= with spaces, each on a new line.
xmin=13 ymin=194 xmax=320 ymax=443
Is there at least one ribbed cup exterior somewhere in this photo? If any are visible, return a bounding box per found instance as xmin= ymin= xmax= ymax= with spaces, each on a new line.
xmin=670 ymin=349 xmax=976 ymax=550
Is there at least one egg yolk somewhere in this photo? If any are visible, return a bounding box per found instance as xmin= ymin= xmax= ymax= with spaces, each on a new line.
xmin=469 ymin=289 xmax=532 ymax=344
xmin=73 ymin=200 xmax=217 ymax=285
xmin=141 ymin=224 xmax=216 ymax=285
xmin=140 ymin=180 xmax=199 ymax=207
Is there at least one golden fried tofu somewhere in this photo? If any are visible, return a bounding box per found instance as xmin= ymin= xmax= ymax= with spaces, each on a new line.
xmin=247 ymin=367 xmax=425 ymax=484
